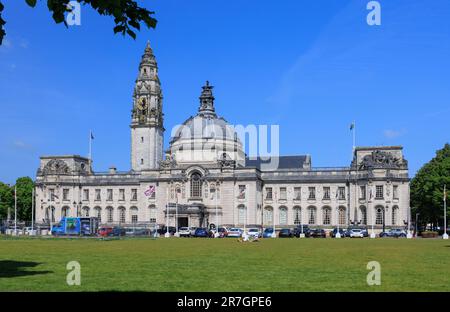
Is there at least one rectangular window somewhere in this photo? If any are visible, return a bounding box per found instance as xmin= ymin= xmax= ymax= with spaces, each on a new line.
xmin=83 ymin=189 xmax=89 ymax=201
xmin=131 ymin=215 xmax=138 ymax=223
xmin=49 ymin=189 xmax=55 ymax=201
xmin=279 ymin=187 xmax=287 ymax=200
xmin=393 ymin=185 xmax=399 ymax=199
xmin=131 ymin=189 xmax=138 ymax=201
xmin=238 ymin=185 xmax=246 ymax=199
xmin=308 ymin=187 xmax=316 ymax=200
xmin=266 ymin=187 xmax=273 ymax=200
xmin=119 ymin=189 xmax=125 ymax=201
xmin=62 ymin=189 xmax=69 ymax=201
xmin=323 ymin=187 xmax=330 ymax=200
xmin=376 ymin=185 xmax=384 ymax=199
xmin=95 ymin=189 xmax=101 ymax=201
xmin=107 ymin=189 xmax=113 ymax=201
xmin=338 ymin=187 xmax=346 ymax=200
xmin=360 ymin=186 xmax=366 ymax=200
xmin=294 ymin=187 xmax=301 ymax=200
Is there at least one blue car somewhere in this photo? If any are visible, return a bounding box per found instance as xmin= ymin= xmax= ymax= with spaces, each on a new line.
xmin=194 ymin=227 xmax=209 ymax=238
xmin=263 ymin=228 xmax=275 ymax=238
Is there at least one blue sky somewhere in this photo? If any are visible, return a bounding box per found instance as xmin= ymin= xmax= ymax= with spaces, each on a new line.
xmin=0 ymin=0 xmax=449 ymax=184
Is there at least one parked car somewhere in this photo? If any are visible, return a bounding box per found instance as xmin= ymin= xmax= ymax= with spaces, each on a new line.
xmin=278 ymin=228 xmax=293 ymax=238
xmin=361 ymin=227 xmax=369 ymax=237
xmin=380 ymin=228 xmax=407 ymax=238
xmin=263 ymin=227 xmax=275 ymax=238
xmin=227 ymin=228 xmax=243 ymax=238
xmin=194 ymin=227 xmax=209 ymax=238
xmin=189 ymin=227 xmax=198 ymax=236
xmin=310 ymin=228 xmax=326 ymax=238
xmin=247 ymin=228 xmax=261 ymax=238
xmin=349 ymin=228 xmax=364 ymax=238
xmin=293 ymin=225 xmax=311 ymax=237
xmin=178 ymin=227 xmax=191 ymax=237
xmin=330 ymin=228 xmax=346 ymax=238
xmin=157 ymin=226 xmax=176 ymax=235
xmin=132 ymin=228 xmax=151 ymax=236
xmin=112 ymin=226 xmax=126 ymax=237
xmin=98 ymin=226 xmax=114 ymax=237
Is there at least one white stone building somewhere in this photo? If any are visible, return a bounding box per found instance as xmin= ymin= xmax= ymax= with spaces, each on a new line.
xmin=34 ymin=43 xmax=410 ymax=231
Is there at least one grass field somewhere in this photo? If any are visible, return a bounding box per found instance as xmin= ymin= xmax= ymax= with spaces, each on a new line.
xmin=0 ymin=236 xmax=449 ymax=292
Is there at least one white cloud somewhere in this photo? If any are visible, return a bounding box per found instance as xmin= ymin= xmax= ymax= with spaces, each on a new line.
xmin=12 ymin=140 xmax=33 ymax=150
xmin=384 ymin=129 xmax=406 ymax=139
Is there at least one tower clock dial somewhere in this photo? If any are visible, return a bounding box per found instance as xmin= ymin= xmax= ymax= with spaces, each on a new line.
xmin=137 ymin=97 xmax=147 ymax=111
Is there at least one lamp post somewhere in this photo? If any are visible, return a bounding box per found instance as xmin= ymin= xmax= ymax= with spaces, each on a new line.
xmin=415 ymin=213 xmax=420 ymax=238
xmin=443 ymin=185 xmax=448 ymax=240
xmin=165 ymin=203 xmax=170 ymax=238
xmin=335 ymin=205 xmax=341 ymax=238
xmin=174 ymin=189 xmax=180 ymax=237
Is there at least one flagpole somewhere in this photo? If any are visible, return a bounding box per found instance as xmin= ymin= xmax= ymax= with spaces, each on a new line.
xmin=352 ymin=120 xmax=356 ymax=153
xmin=14 ymin=186 xmax=17 ymax=234
xmin=89 ymin=130 xmax=93 ymax=173
xmin=444 ymin=185 xmax=448 ymax=240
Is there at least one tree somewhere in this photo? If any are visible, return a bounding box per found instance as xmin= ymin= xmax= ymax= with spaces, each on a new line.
xmin=14 ymin=177 xmax=35 ymax=221
xmin=0 ymin=0 xmax=157 ymax=45
xmin=0 ymin=182 xmax=13 ymax=221
xmin=411 ymin=143 xmax=450 ymax=227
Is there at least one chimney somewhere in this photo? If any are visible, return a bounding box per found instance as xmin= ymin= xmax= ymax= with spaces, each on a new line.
xmin=109 ymin=166 xmax=117 ymax=174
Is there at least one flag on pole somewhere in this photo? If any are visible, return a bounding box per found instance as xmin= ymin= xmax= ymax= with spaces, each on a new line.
xmin=90 ymin=131 xmax=94 ymax=140
xmin=350 ymin=122 xmax=355 ymax=130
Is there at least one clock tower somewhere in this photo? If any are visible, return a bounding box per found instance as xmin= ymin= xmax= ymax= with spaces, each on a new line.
xmin=130 ymin=41 xmax=164 ymax=171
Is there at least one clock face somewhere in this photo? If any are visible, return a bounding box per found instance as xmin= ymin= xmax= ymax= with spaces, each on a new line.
xmin=137 ymin=97 xmax=146 ymax=110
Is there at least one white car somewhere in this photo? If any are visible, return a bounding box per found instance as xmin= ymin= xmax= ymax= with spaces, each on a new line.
xmin=349 ymin=228 xmax=364 ymax=238
xmin=178 ymin=227 xmax=191 ymax=237
xmin=227 ymin=228 xmax=243 ymax=238
xmin=247 ymin=228 xmax=261 ymax=238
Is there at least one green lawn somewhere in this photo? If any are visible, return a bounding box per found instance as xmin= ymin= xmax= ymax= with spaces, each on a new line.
xmin=0 ymin=236 xmax=449 ymax=291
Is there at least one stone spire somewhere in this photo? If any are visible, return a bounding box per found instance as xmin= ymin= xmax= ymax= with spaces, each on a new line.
xmin=198 ymin=81 xmax=217 ymax=118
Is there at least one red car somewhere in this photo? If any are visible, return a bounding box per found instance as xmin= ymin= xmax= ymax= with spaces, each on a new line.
xmin=98 ymin=227 xmax=113 ymax=237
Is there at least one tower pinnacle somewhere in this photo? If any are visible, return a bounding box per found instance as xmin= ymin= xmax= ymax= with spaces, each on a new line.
xmin=198 ymin=81 xmax=217 ymax=118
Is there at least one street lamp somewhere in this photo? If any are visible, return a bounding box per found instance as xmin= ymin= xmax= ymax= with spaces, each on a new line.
xmin=415 ymin=213 xmax=420 ymax=237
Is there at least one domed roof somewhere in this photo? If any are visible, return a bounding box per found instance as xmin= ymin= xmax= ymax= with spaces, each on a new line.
xmin=170 ymin=82 xmax=239 ymax=144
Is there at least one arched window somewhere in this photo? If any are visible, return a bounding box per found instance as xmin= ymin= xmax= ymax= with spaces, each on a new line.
xmin=338 ymin=207 xmax=346 ymax=225
xmin=106 ymin=207 xmax=114 ymax=223
xmin=279 ymin=207 xmax=288 ymax=225
xmin=308 ymin=206 xmax=316 ymax=225
xmin=293 ymin=206 xmax=301 ymax=225
xmin=130 ymin=207 xmax=138 ymax=223
xmin=360 ymin=206 xmax=367 ymax=225
xmin=263 ymin=206 xmax=273 ymax=225
xmin=322 ymin=207 xmax=331 ymax=225
xmin=238 ymin=205 xmax=247 ymax=225
xmin=392 ymin=206 xmax=399 ymax=225
xmin=190 ymin=172 xmax=202 ymax=198
xmin=149 ymin=205 xmax=157 ymax=223
xmin=82 ymin=206 xmax=90 ymax=217
xmin=375 ymin=206 xmax=384 ymax=225
xmin=94 ymin=207 xmax=101 ymax=222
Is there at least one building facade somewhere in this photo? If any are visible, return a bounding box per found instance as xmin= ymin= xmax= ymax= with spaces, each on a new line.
xmin=34 ymin=43 xmax=410 ymax=231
